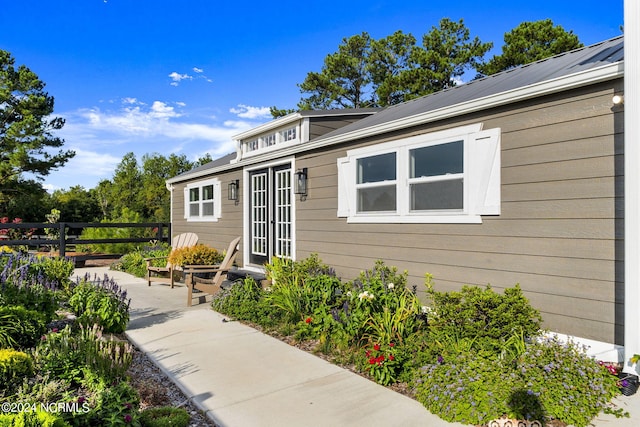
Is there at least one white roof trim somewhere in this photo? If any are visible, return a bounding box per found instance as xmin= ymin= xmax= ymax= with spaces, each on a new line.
xmin=232 ymin=112 xmax=303 ymax=140
xmin=167 ymin=61 xmax=623 ymax=185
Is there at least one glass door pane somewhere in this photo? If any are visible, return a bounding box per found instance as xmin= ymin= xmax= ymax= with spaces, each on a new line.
xmin=250 ymin=170 xmax=268 ymax=265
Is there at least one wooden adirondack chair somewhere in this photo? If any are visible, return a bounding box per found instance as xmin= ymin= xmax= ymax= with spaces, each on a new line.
xmin=145 ymin=232 xmax=198 ymax=288
xmin=183 ymin=236 xmax=241 ymax=306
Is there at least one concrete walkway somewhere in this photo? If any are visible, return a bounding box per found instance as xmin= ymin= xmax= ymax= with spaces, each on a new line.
xmin=75 ymin=267 xmax=640 ymax=427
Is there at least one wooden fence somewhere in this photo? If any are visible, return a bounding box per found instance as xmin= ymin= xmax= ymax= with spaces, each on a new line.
xmin=0 ymin=222 xmax=171 ymax=261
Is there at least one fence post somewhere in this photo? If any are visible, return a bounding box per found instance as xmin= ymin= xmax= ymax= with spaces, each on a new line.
xmin=59 ymin=222 xmax=66 ymax=256
xmin=156 ymin=223 xmax=163 ymax=242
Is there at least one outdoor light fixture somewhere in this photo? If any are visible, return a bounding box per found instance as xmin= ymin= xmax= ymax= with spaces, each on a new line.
xmin=228 ymin=179 xmax=239 ymax=202
xmin=612 ymin=94 xmax=624 ymax=105
xmin=294 ymin=168 xmax=307 ymax=200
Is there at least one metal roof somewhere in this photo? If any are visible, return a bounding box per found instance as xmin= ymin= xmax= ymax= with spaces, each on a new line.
xmin=168 ymin=36 xmax=623 ymax=184
xmin=315 ymin=35 xmax=624 ymax=141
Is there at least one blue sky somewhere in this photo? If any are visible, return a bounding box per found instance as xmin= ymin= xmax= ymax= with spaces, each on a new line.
xmin=0 ymin=0 xmax=624 ymax=191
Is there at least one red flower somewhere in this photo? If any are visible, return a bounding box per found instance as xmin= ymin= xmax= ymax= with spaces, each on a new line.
xmin=305 ymin=317 xmax=312 ymax=324
xmin=389 ymin=342 xmax=395 ymax=347
xmin=369 ymin=357 xmax=376 ymax=365
xmin=366 ymin=350 xmax=371 ymax=357
xmin=373 ymin=343 xmax=381 ymax=351
xmin=376 ymin=355 xmax=385 ymax=363
xmin=388 ymin=355 xmax=395 ymax=361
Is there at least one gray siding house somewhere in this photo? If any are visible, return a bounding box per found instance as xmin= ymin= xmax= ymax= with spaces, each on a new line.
xmin=167 ymin=34 xmax=640 ymax=368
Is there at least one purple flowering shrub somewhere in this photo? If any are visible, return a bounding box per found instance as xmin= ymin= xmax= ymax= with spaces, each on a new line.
xmin=513 ymin=336 xmax=620 ymax=426
xmin=0 ymin=252 xmax=62 ymax=322
xmin=415 ymin=336 xmax=622 ymax=426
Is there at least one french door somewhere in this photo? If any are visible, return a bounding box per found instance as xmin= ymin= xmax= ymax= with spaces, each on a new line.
xmin=249 ymin=164 xmax=293 ymax=265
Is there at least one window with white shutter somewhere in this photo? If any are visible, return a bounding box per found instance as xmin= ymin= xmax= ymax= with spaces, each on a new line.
xmin=337 ymin=124 xmax=500 ymax=223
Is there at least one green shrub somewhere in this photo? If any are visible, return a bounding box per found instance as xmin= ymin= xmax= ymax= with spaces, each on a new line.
xmin=0 ymin=348 xmax=33 ymax=392
xmin=34 ymin=326 xmax=85 ymax=384
xmin=415 ymin=350 xmax=515 ymax=425
xmin=0 ymin=410 xmax=71 ymax=427
xmin=68 ymin=276 xmax=130 ymax=334
xmin=77 ymin=207 xmax=153 ymax=254
xmin=94 ymin=381 xmax=140 ymax=427
xmin=167 ymin=244 xmax=223 ymax=266
xmin=414 ymin=336 xmax=622 ymax=427
xmin=29 ymin=256 xmax=75 ymax=293
xmin=425 ymin=281 xmax=542 ymax=356
xmin=211 ymin=277 xmax=278 ymax=326
xmin=263 ymin=255 xmax=340 ymax=323
xmin=112 ymin=246 xmax=170 ymax=278
xmin=140 ymin=406 xmax=190 ymax=427
xmin=513 ymin=336 xmax=620 ymax=426
xmin=0 ymin=306 xmax=46 ymax=349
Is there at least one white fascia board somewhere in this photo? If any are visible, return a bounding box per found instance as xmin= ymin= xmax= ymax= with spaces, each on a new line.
xmin=232 ymin=112 xmax=303 ymax=140
xmin=167 ymin=63 xmax=622 ymax=185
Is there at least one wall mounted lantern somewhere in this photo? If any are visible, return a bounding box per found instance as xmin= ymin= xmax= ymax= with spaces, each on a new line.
xmin=228 ymin=179 xmax=239 ymax=203
xmin=294 ymin=168 xmax=308 ymax=201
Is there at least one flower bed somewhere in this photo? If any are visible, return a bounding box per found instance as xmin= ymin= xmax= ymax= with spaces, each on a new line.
xmin=0 ymin=252 xmax=195 ymax=426
xmin=210 ymin=254 xmax=629 ymax=427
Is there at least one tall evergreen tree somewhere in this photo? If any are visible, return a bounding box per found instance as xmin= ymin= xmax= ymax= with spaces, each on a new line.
xmin=295 ymin=19 xmax=491 ymax=110
xmin=477 ymin=19 xmax=583 ymax=76
xmin=368 ymin=30 xmax=417 ymax=106
xmin=298 ymin=32 xmax=373 ymax=110
xmin=0 ymin=49 xmax=74 ymax=217
xmin=403 ymin=18 xmax=492 ymax=96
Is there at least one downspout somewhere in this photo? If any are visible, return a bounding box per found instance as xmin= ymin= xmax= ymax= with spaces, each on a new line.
xmin=624 ymin=0 xmax=640 ymax=374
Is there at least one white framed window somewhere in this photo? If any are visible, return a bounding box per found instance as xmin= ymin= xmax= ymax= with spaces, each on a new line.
xmin=262 ymin=133 xmax=276 ymax=147
xmin=246 ymin=139 xmax=259 ymax=152
xmin=280 ymin=126 xmax=297 ymax=142
xmin=337 ymin=124 xmax=501 ymax=223
xmin=184 ymin=178 xmax=222 ymax=221
xmin=240 ymin=124 xmax=301 ymax=159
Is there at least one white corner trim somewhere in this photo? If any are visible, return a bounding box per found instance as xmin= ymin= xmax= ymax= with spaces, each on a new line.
xmin=624 ymin=0 xmax=640 ymax=375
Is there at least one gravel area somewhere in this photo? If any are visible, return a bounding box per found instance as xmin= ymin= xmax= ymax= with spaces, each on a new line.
xmin=127 ymin=343 xmax=217 ymax=427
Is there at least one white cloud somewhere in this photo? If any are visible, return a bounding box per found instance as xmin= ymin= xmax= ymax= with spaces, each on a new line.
xmin=44 ymin=99 xmax=269 ymax=190
xmin=176 ymin=101 xmax=186 ymax=107
xmin=150 ymin=101 xmax=180 ymax=119
xmin=169 ymin=69 xmax=212 ymax=86
xmin=168 ymin=71 xmax=193 ymax=86
xmin=229 ymin=104 xmax=271 ymax=120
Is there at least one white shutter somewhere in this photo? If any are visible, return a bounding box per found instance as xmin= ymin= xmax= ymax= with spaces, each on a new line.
xmin=468 ymin=128 xmax=501 ymax=215
xmin=337 ymin=157 xmax=353 ymax=217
